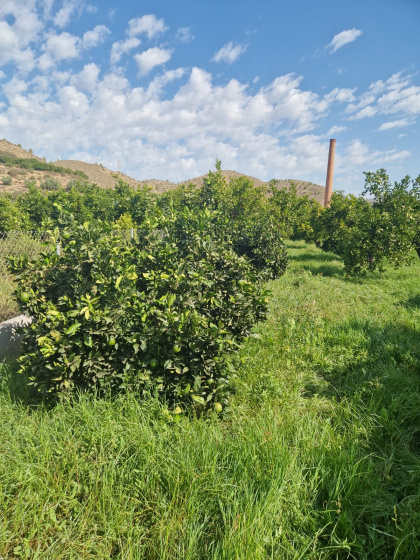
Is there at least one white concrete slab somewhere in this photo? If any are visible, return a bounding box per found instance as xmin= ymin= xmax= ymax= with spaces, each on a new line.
xmin=0 ymin=314 xmax=33 ymax=358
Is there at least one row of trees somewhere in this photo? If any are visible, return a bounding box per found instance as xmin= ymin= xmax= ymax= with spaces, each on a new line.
xmin=7 ymin=163 xmax=293 ymax=407
xmin=4 ymin=162 xmax=420 ymax=408
xmin=1 ymin=164 xmax=420 ymax=276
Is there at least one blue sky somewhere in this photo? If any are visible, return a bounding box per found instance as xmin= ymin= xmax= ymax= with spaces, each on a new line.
xmin=0 ymin=0 xmax=419 ymax=194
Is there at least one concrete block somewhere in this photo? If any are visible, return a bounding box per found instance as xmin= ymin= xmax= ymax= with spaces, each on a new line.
xmin=0 ymin=315 xmax=33 ymax=359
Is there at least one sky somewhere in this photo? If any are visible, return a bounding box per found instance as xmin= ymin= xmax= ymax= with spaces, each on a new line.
xmin=0 ymin=0 xmax=419 ymax=194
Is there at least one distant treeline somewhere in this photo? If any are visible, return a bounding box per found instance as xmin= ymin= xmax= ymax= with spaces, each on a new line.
xmin=1 ymin=161 xmax=420 ymax=274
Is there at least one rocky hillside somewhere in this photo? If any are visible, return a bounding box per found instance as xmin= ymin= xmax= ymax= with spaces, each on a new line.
xmin=0 ymin=140 xmax=325 ymax=203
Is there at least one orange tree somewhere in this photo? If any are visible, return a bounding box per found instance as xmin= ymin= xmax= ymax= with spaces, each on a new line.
xmin=317 ymin=169 xmax=420 ymax=274
xmin=9 ymin=208 xmax=268 ymax=409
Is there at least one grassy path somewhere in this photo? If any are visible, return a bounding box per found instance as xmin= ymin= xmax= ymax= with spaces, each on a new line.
xmin=1 ymin=241 xmax=420 ymax=559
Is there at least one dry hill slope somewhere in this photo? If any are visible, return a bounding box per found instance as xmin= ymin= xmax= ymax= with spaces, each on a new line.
xmin=0 ymin=141 xmax=88 ymax=195
xmin=0 ymin=139 xmax=43 ymax=161
xmin=1 ymin=140 xmax=325 ymax=202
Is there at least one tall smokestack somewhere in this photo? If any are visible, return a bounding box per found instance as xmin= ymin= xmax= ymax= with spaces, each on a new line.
xmin=324 ymin=139 xmax=336 ymax=207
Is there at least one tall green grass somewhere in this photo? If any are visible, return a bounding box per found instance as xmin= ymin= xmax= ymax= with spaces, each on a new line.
xmin=1 ymin=241 xmax=420 ymax=559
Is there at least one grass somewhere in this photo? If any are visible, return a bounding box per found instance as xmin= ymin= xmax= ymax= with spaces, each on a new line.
xmin=1 ymin=241 xmax=420 ymax=559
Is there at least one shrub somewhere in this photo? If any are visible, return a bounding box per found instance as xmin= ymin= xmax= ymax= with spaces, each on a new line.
xmin=232 ymin=214 xmax=288 ymax=279
xmin=7 ymin=168 xmax=23 ymax=178
xmin=2 ymin=175 xmax=12 ymax=185
xmin=193 ymin=166 xmax=288 ymax=279
xmin=40 ymin=175 xmax=61 ymax=191
xmin=9 ymin=210 xmax=268 ymax=408
xmin=17 ymin=184 xmax=54 ymax=228
xmin=24 ymin=179 xmax=37 ymax=189
xmin=317 ymin=170 xmax=420 ymax=274
xmin=0 ymin=194 xmax=30 ymax=230
xmin=268 ymin=181 xmax=323 ymax=243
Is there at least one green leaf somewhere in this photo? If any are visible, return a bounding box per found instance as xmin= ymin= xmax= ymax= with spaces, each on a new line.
xmin=65 ymin=323 xmax=81 ymax=336
xmin=83 ymin=333 xmax=92 ymax=347
xmin=192 ymin=395 xmax=205 ymax=405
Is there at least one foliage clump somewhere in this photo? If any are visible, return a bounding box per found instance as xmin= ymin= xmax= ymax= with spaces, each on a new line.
xmin=40 ymin=175 xmax=61 ymax=191
xmin=316 ymin=169 xmax=420 ymax=273
xmin=161 ymin=165 xmax=289 ymax=280
xmin=9 ymin=210 xmax=268 ymax=408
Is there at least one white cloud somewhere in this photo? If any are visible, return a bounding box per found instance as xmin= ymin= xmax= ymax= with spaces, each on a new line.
xmin=326 ymin=28 xmax=362 ymax=53
xmin=70 ymin=63 xmax=101 ymax=92
xmin=41 ymin=0 xmax=55 ymax=19
xmin=127 ymin=14 xmax=167 ymax=39
xmin=83 ymin=25 xmax=111 ymax=49
xmin=0 ymin=1 xmax=42 ymax=70
xmin=110 ymin=14 xmax=168 ymax=66
xmin=42 ymin=32 xmax=81 ymax=61
xmin=0 ymin=31 xmax=417 ymax=198
xmin=212 ymin=42 xmax=247 ymax=64
xmin=346 ymin=72 xmax=420 ymax=121
xmin=53 ymin=0 xmax=96 ymax=28
xmin=58 ymin=85 xmax=90 ymax=116
xmin=343 ymin=140 xmax=410 ymax=168
xmin=327 ymin=125 xmax=347 ymax=136
xmin=2 ymin=76 xmax=29 ymax=101
xmin=324 ymin=87 xmax=356 ymax=103
xmin=176 ymin=27 xmax=194 ymax=43
xmin=110 ymin=37 xmax=141 ymax=65
xmin=134 ymin=47 xmax=172 ymax=76
xmin=146 ymin=68 xmax=186 ymax=96
xmin=352 ymin=106 xmax=377 ymax=119
xmin=54 ymin=3 xmax=77 ymax=28
xmin=378 ymin=119 xmax=412 ymax=131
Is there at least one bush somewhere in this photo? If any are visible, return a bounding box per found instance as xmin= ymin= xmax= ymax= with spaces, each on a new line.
xmin=40 ymin=175 xmax=61 ymax=191
xmin=2 ymin=175 xmax=12 ymax=185
xmin=7 ymin=168 xmax=23 ymax=178
xmin=268 ymin=181 xmax=323 ymax=243
xmin=9 ymin=210 xmax=268 ymax=408
xmin=0 ymin=194 xmax=30 ymax=231
xmin=317 ymin=170 xmax=420 ymax=274
xmin=192 ymin=166 xmax=288 ymax=279
xmin=232 ymin=214 xmax=288 ymax=279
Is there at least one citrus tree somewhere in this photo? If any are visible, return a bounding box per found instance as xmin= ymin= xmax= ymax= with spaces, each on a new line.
xmin=317 ymin=169 xmax=420 ymax=273
xmin=9 ymin=209 xmax=268 ymax=409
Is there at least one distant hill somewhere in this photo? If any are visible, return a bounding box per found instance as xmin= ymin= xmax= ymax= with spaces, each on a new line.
xmin=0 ymin=140 xmax=326 ymax=203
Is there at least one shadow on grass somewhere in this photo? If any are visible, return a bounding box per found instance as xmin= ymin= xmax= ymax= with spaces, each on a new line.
xmin=404 ymin=294 xmax=420 ymax=309
xmin=294 ymin=263 xmax=345 ymax=277
xmin=304 ymin=317 xmax=420 ymax=448
xmin=288 ymin=251 xmax=341 ymax=264
xmin=286 ymin=243 xmax=345 ymax=276
xmin=0 ymin=357 xmax=40 ymax=406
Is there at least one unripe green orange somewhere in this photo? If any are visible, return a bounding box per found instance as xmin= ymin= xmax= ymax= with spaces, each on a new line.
xmin=214 ymin=402 xmax=223 ymax=413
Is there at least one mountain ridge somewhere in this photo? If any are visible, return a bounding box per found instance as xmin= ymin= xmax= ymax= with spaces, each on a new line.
xmin=1 ymin=140 xmax=326 ymax=203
